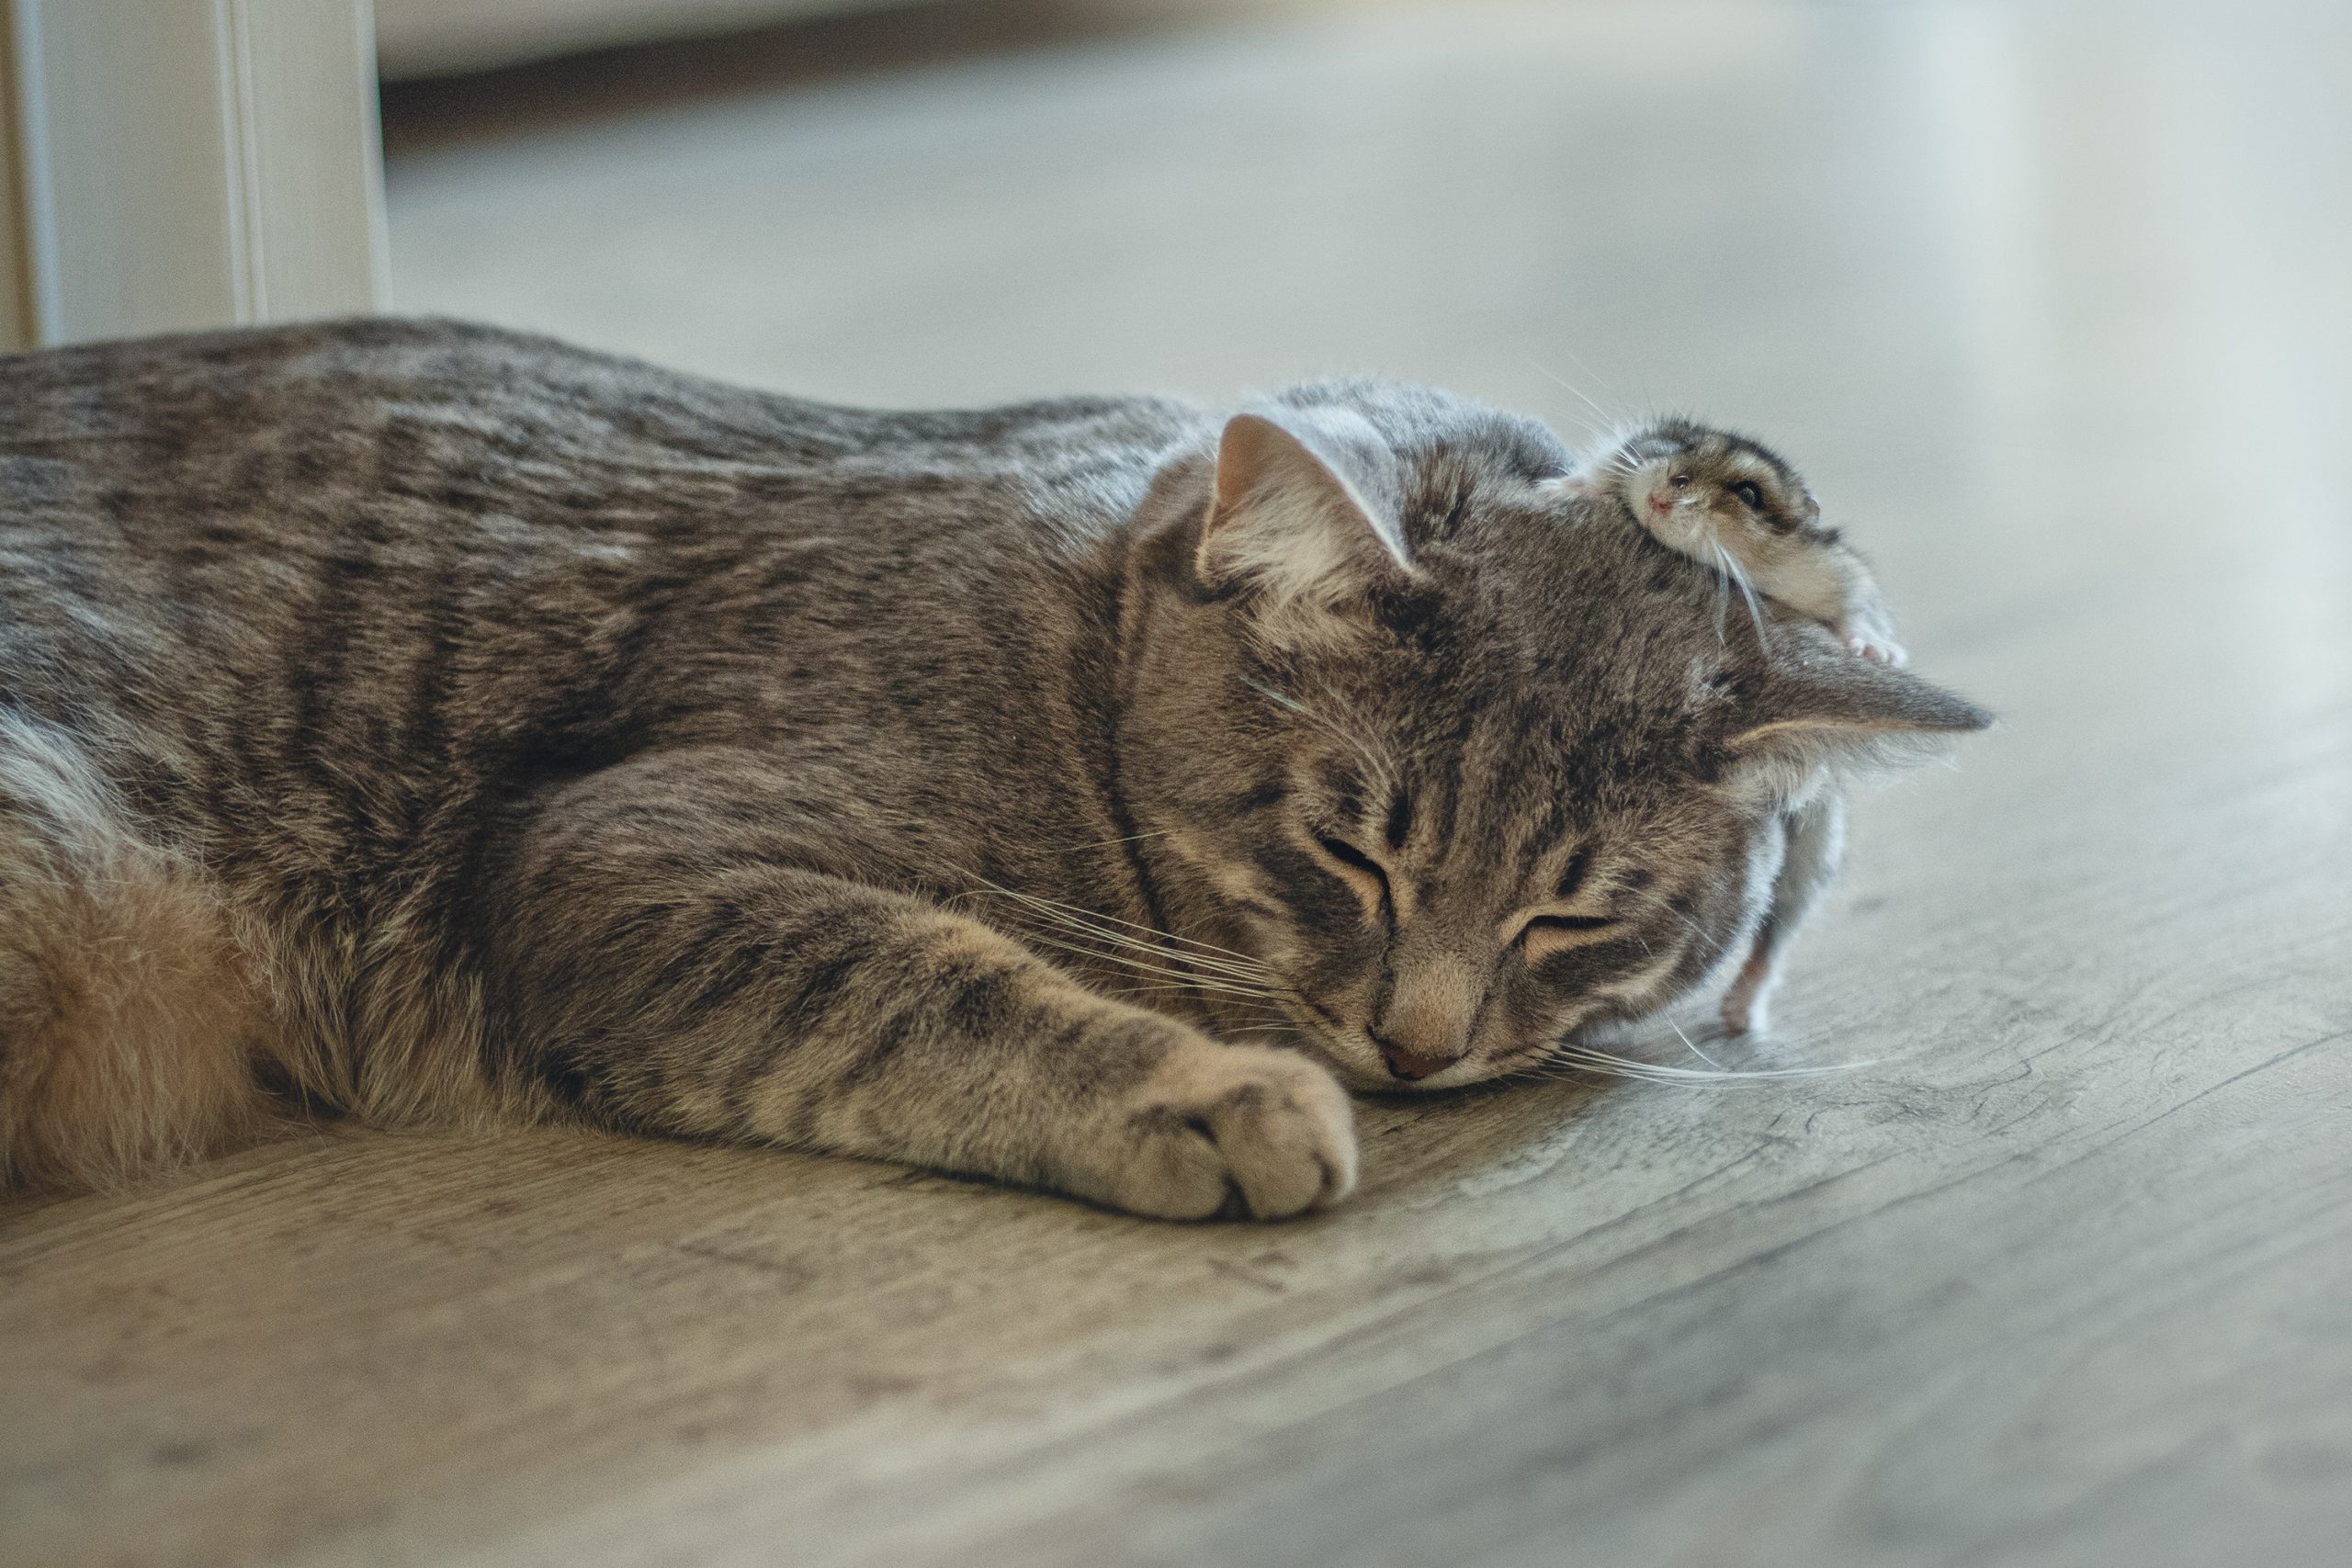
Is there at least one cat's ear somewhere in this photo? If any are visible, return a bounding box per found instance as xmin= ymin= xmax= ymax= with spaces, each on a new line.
xmin=1196 ymin=407 xmax=1411 ymax=637
xmin=1726 ymin=645 xmax=1991 ymax=800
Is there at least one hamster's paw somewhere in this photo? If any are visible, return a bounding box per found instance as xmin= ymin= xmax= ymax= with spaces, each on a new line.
xmin=1838 ymin=624 xmax=1908 ymax=666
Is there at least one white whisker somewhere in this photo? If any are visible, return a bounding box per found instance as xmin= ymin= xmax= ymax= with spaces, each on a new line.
xmin=1244 ymin=680 xmax=1396 ymax=796
xmin=1663 ymin=1013 xmax=1727 ymax=1071
xmin=1524 ymin=357 xmax=1617 ymax=433
xmin=1544 ymin=1040 xmax=1875 ymax=1083
xmin=966 ymin=880 xmax=1271 ymax=970
xmin=1007 ymin=929 xmax=1283 ymax=998
xmin=1712 ymin=538 xmax=1769 ymax=647
xmin=1057 ymin=828 xmax=1179 ymax=852
xmin=998 ymin=906 xmax=1275 ymax=983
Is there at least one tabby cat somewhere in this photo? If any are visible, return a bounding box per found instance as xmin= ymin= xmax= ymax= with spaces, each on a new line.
xmin=0 ymin=321 xmax=1986 ymax=1217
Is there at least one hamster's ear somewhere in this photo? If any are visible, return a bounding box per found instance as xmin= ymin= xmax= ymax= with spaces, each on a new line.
xmin=1196 ymin=406 xmax=1411 ymax=642
xmin=1726 ymin=644 xmax=1992 ymax=801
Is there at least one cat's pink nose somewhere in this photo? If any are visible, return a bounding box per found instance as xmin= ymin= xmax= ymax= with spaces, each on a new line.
xmin=1373 ymin=959 xmax=1476 ymax=1082
xmin=1374 ymin=1035 xmax=1458 ymax=1081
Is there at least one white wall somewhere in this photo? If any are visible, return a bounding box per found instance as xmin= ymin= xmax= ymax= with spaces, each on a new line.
xmin=2 ymin=0 xmax=388 ymax=349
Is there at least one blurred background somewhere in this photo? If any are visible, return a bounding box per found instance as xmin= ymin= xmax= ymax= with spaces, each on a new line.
xmin=372 ymin=0 xmax=2348 ymax=420
xmin=366 ymin=0 xmax=2348 ymax=615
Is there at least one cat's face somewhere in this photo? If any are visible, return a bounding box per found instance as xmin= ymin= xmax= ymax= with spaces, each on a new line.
xmin=1170 ymin=665 xmax=1790 ymax=1090
xmin=1121 ymin=388 xmax=1983 ymax=1091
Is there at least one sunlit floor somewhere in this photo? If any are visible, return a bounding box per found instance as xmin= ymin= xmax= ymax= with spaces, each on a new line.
xmin=6 ymin=2 xmax=2349 ymax=1565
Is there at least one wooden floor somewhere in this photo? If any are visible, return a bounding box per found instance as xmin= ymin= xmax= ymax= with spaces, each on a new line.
xmin=7 ymin=2 xmax=2349 ymax=1564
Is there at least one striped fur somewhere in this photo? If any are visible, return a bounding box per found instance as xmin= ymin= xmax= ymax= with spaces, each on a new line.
xmin=0 ymin=321 xmax=1985 ymax=1215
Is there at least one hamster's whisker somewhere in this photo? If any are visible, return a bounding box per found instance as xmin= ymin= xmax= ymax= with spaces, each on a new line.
xmin=1524 ymin=356 xmax=1619 ymax=433
xmin=1708 ymin=537 xmax=1769 ymax=647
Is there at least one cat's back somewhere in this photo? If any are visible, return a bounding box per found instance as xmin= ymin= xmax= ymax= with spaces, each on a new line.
xmin=0 ymin=318 xmax=1205 ymax=711
xmin=1 ymin=318 xmax=1199 ymax=546
xmin=0 ymin=320 xmax=1204 ymax=829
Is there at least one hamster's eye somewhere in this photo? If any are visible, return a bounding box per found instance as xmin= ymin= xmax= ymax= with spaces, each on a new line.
xmin=1729 ymin=479 xmax=1766 ymax=510
xmin=1668 ymin=472 xmax=1692 ymax=489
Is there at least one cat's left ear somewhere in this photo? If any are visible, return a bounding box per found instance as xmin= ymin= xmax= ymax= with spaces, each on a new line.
xmin=1196 ymin=406 xmax=1413 ymax=638
xmin=1726 ymin=645 xmax=1992 ymax=799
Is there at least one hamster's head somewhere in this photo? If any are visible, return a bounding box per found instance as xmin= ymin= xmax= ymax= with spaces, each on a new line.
xmin=1578 ymin=419 xmax=1825 ymax=558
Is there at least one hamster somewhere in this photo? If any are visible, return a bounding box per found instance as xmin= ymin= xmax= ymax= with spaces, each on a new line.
xmin=1566 ymin=419 xmax=1903 ymax=1033
xmin=1572 ymin=417 xmax=1904 ymax=664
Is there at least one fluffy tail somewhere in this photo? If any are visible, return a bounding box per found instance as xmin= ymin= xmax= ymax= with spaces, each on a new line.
xmin=0 ymin=714 xmax=276 ymax=1190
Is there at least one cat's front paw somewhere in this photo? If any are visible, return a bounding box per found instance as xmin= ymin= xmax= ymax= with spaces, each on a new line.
xmin=1088 ymin=1042 xmax=1357 ymax=1221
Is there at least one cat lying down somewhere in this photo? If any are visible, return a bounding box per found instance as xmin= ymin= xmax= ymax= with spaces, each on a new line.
xmin=0 ymin=320 xmax=1987 ymax=1216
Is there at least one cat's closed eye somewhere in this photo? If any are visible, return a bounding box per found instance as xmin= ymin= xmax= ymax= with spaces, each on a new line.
xmin=1525 ymin=913 xmax=1614 ymax=934
xmin=1313 ymin=834 xmax=1391 ymax=908
xmin=1519 ymin=910 xmax=1623 ymax=962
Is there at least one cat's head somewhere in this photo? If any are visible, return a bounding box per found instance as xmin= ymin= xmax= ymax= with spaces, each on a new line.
xmin=1118 ymin=384 xmax=1987 ymax=1091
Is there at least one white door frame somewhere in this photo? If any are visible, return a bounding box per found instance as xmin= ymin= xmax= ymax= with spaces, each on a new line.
xmin=1 ymin=0 xmax=388 ymax=352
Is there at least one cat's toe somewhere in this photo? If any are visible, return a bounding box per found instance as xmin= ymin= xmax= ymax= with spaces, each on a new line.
xmin=1102 ymin=1043 xmax=1357 ymax=1221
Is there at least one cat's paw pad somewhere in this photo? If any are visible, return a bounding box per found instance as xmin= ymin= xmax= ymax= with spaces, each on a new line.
xmin=1100 ymin=1044 xmax=1357 ymax=1221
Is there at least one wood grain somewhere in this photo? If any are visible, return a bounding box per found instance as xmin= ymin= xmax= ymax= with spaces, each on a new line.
xmin=6 ymin=1 xmax=2348 ymax=1564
